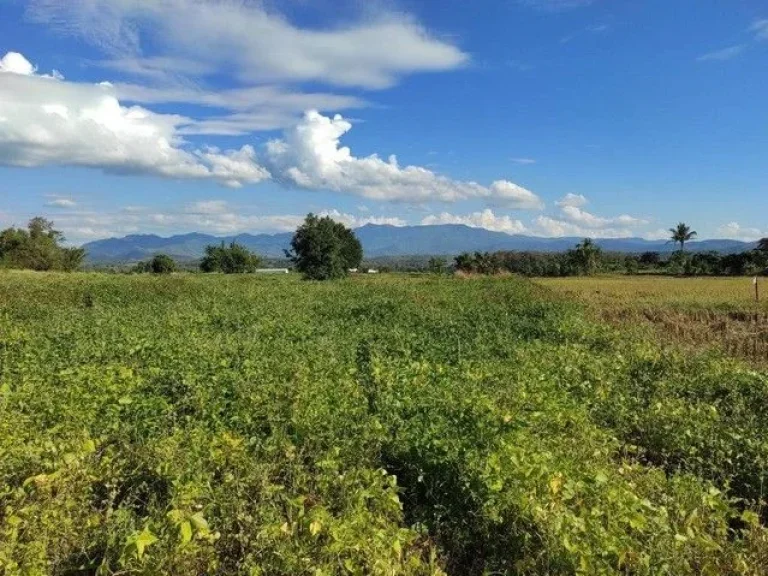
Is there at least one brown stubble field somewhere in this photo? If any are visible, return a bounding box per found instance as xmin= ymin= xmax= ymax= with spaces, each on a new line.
xmin=537 ymin=275 xmax=768 ymax=367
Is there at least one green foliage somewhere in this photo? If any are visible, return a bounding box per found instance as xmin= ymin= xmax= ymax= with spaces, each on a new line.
xmin=456 ymin=240 xmax=604 ymax=277
xmin=288 ymin=213 xmax=363 ymax=280
xmin=199 ymin=242 xmax=261 ymax=274
xmin=670 ymin=222 xmax=697 ymax=252
xmin=624 ymin=255 xmax=640 ymax=275
xmin=427 ymin=256 xmax=447 ymax=275
xmin=0 ymin=218 xmax=85 ymax=271
xmin=0 ymin=272 xmax=766 ymax=575
xmin=567 ymin=238 xmax=603 ymax=275
xmin=135 ymin=254 xmax=177 ymax=274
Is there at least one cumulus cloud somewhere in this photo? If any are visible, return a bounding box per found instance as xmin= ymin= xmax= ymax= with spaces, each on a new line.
xmin=533 ymin=216 xmax=637 ymax=238
xmin=0 ymin=52 xmax=38 ymax=75
xmin=26 ymin=0 xmax=468 ymax=90
xmin=556 ymin=193 xmax=588 ymax=208
xmin=266 ymin=111 xmax=543 ymax=206
xmin=0 ymin=52 xmax=270 ymax=186
xmin=559 ymin=205 xmax=648 ymax=228
xmin=318 ymin=210 xmax=407 ymax=228
xmin=421 ymin=209 xmax=527 ymax=234
xmin=535 ymin=194 xmax=649 ymax=238
xmin=717 ymin=222 xmax=766 ymax=241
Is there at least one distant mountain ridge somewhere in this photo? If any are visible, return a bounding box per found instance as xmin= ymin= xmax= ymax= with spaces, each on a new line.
xmin=82 ymin=224 xmax=757 ymax=263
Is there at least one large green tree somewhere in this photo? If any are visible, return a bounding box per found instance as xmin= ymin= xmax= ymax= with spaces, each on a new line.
xmin=0 ymin=218 xmax=85 ymax=271
xmin=669 ymin=222 xmax=697 ymax=252
xmin=200 ymin=242 xmax=261 ymax=274
xmin=288 ymin=213 xmax=363 ymax=280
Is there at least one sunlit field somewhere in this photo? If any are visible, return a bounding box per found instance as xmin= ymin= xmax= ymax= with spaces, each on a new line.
xmin=1 ymin=271 xmax=767 ymax=575
xmin=537 ymin=276 xmax=768 ymax=312
xmin=538 ymin=275 xmax=768 ymax=366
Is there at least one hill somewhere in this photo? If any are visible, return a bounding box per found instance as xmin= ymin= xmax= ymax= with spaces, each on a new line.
xmin=81 ymin=224 xmax=756 ymax=263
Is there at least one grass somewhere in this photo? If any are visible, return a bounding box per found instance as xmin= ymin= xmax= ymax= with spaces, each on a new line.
xmin=538 ymin=275 xmax=768 ymax=366
xmin=536 ymin=276 xmax=767 ymax=312
xmin=1 ymin=271 xmax=767 ymax=575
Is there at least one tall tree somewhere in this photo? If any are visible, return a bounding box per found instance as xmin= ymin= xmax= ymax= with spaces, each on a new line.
xmin=669 ymin=222 xmax=697 ymax=252
xmin=0 ymin=218 xmax=84 ymax=271
xmin=568 ymin=238 xmax=602 ymax=275
xmin=288 ymin=213 xmax=363 ymax=280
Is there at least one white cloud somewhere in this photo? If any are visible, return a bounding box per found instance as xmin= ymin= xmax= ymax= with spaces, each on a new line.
xmin=266 ymin=110 xmax=543 ymax=206
xmin=422 ymin=209 xmax=527 ymax=234
xmin=559 ymin=205 xmax=648 ymax=228
xmin=511 ymin=157 xmax=536 ymax=165
xmin=751 ymin=19 xmax=768 ymax=41
xmin=114 ymin=83 xmax=367 ymax=136
xmin=535 ymin=194 xmax=649 ymax=237
xmin=26 ymin=0 xmax=468 ymax=90
xmin=0 ymin=52 xmax=37 ymax=75
xmin=0 ymin=52 xmax=270 ymax=186
xmin=486 ymin=181 xmax=544 ymax=209
xmin=717 ymin=222 xmax=766 ymax=242
xmin=556 ymin=193 xmax=588 ymax=208
xmin=318 ymin=210 xmax=406 ymax=228
xmin=186 ymin=200 xmax=229 ymax=215
xmin=643 ymin=228 xmax=672 ymax=241
xmin=45 ymin=194 xmax=77 ymax=208
xmin=533 ymin=216 xmax=636 ymax=238
xmin=41 ymin=203 xmax=403 ymax=244
xmin=697 ymin=45 xmax=746 ymax=62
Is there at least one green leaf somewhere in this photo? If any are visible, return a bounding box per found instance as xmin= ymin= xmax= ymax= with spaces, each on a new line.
xmin=179 ymin=521 xmax=192 ymax=544
xmin=134 ymin=526 xmax=158 ymax=560
xmin=190 ymin=512 xmax=209 ymax=533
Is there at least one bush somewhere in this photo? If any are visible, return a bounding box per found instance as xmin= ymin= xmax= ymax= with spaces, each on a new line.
xmin=149 ymin=254 xmax=176 ymax=274
xmin=199 ymin=242 xmax=261 ymax=274
xmin=0 ymin=218 xmax=85 ymax=271
xmin=288 ymin=213 xmax=363 ymax=280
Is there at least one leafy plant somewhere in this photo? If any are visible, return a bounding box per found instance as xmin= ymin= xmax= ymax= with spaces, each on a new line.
xmin=200 ymin=242 xmax=261 ymax=274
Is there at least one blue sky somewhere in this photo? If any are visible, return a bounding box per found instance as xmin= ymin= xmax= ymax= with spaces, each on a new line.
xmin=0 ymin=0 xmax=766 ymax=244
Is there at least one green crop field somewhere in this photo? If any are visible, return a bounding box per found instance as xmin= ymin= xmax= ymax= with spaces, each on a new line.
xmin=1 ymin=271 xmax=767 ymax=575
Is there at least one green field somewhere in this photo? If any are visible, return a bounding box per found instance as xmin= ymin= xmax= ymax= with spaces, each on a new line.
xmin=1 ymin=271 xmax=767 ymax=575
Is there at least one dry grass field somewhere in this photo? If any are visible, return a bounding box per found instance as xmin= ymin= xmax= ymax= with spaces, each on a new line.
xmin=538 ymin=275 xmax=768 ymax=366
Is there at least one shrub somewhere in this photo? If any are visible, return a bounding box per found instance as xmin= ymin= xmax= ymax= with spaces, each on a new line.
xmin=150 ymin=254 xmax=176 ymax=274
xmin=200 ymin=242 xmax=261 ymax=274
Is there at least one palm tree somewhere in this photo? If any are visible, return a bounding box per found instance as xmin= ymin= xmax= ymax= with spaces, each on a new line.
xmin=570 ymin=238 xmax=602 ymax=275
xmin=669 ymin=222 xmax=697 ymax=252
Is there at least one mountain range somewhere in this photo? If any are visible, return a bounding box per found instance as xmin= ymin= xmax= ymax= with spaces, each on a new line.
xmin=82 ymin=224 xmax=757 ymax=263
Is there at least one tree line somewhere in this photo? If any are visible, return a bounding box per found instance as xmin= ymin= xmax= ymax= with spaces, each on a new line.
xmin=3 ymin=217 xmax=767 ymax=279
xmin=455 ymin=224 xmax=768 ymax=277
